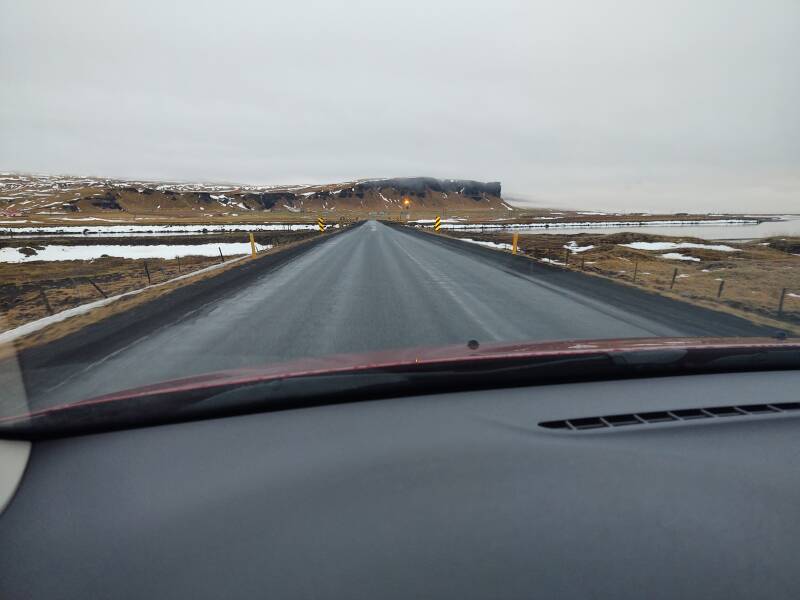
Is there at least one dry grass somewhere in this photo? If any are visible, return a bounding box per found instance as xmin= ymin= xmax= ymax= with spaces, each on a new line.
xmin=2 ymin=230 xmax=340 ymax=352
xmin=444 ymin=230 xmax=800 ymax=332
xmin=0 ymin=230 xmax=317 ymax=334
xmin=1 ymin=255 xmax=223 ymax=331
xmin=1 ymin=206 xmax=768 ymax=227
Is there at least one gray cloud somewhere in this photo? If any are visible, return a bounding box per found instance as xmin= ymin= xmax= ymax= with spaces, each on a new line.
xmin=2 ymin=0 xmax=798 ymax=212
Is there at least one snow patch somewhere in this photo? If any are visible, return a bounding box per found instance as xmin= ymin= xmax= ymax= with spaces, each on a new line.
xmin=460 ymin=238 xmax=513 ymax=251
xmin=0 ymin=242 xmax=272 ymax=263
xmin=621 ymin=241 xmax=739 ymax=252
xmin=564 ymin=241 xmax=594 ymax=253
xmin=0 ymin=223 xmax=317 ymax=236
xmin=659 ymin=253 xmax=701 ymax=262
xmin=433 ymin=219 xmax=758 ymax=232
xmin=412 ymin=218 xmax=465 ymax=224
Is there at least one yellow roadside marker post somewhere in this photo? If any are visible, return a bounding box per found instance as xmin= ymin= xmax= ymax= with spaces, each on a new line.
xmin=512 ymin=232 xmax=519 ymax=255
xmin=249 ymin=232 xmax=257 ymax=257
xmin=434 ymin=216 xmax=441 ymax=232
xmin=317 ymin=216 xmax=325 ymax=232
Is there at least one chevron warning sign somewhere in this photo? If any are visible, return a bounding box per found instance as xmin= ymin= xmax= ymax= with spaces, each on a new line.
xmin=434 ymin=216 xmax=441 ymax=232
xmin=317 ymin=217 xmax=325 ymax=232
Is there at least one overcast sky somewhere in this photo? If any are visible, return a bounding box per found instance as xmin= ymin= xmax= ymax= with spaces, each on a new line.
xmin=1 ymin=0 xmax=798 ymax=212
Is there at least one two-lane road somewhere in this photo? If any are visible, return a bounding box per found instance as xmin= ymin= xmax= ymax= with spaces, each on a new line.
xmin=25 ymin=221 xmax=771 ymax=405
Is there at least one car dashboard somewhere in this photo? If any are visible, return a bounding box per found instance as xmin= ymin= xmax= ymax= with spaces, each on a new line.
xmin=2 ymin=369 xmax=799 ymax=599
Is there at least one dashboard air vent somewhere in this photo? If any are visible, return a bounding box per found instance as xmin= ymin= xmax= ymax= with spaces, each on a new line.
xmin=540 ymin=403 xmax=800 ymax=431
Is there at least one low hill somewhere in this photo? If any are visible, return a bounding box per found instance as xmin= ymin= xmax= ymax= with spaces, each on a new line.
xmin=0 ymin=174 xmax=512 ymax=218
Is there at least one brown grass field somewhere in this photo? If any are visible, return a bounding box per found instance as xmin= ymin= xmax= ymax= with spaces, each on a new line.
xmin=0 ymin=209 xmax=773 ymax=228
xmin=3 ymin=222 xmax=799 ymax=343
xmin=440 ymin=230 xmax=800 ymax=332
xmin=0 ymin=231 xmax=317 ymax=334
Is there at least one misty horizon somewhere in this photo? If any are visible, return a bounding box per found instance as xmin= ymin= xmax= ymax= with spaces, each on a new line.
xmin=2 ymin=1 xmax=798 ymax=214
xmin=3 ymin=168 xmax=799 ymax=215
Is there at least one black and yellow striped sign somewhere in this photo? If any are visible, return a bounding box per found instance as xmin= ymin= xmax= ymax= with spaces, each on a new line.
xmin=434 ymin=216 xmax=441 ymax=232
xmin=317 ymin=216 xmax=325 ymax=232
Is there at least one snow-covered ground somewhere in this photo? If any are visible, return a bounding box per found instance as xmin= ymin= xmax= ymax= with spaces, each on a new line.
xmin=564 ymin=241 xmax=594 ymax=253
xmin=431 ymin=218 xmax=759 ymax=232
xmin=460 ymin=238 xmax=514 ymax=251
xmin=0 ymin=242 xmax=271 ymax=263
xmin=621 ymin=241 xmax=739 ymax=252
xmin=0 ymin=172 xmax=299 ymax=200
xmin=659 ymin=253 xmax=701 ymax=262
xmin=0 ymin=223 xmax=321 ymax=236
xmin=2 ymin=231 xmax=242 ymax=239
xmin=410 ymin=218 xmax=465 ymax=224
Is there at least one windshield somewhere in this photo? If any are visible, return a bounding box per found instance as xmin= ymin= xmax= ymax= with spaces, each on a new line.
xmin=1 ymin=1 xmax=799 ymax=434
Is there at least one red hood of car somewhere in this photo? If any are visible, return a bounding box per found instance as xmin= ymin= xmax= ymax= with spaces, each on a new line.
xmin=66 ymin=336 xmax=796 ymax=405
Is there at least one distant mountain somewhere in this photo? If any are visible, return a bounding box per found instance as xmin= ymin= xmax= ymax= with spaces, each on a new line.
xmin=0 ymin=174 xmax=513 ymax=217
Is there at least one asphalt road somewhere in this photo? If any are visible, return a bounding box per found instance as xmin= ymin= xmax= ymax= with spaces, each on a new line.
xmin=22 ymin=220 xmax=773 ymax=405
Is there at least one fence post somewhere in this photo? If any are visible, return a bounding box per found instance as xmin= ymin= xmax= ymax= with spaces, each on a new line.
xmin=670 ymin=268 xmax=678 ymax=290
xmin=38 ymin=287 xmax=54 ymax=315
xmin=218 ymin=247 xmax=224 ymax=263
xmin=632 ymin=260 xmax=638 ymax=282
xmin=8 ymin=284 xmax=20 ymax=310
xmin=70 ymin=278 xmax=83 ymax=302
xmin=86 ymin=277 xmax=107 ymax=298
xmin=176 ymin=255 xmax=181 ymax=274
xmin=778 ymin=288 xmax=787 ymax=315
xmin=717 ymin=280 xmax=725 ymax=299
xmin=564 ymin=248 xmax=569 ymax=265
xmin=143 ymin=261 xmax=151 ymax=285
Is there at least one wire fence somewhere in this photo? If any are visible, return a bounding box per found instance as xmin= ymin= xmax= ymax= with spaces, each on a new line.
xmin=1 ymin=253 xmax=230 ymax=332
xmin=1 ymin=228 xmax=327 ymax=333
xmin=434 ymin=230 xmax=800 ymax=325
xmin=528 ymin=247 xmax=800 ymax=323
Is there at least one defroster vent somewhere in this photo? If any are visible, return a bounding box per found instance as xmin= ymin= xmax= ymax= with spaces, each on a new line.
xmin=540 ymin=403 xmax=800 ymax=431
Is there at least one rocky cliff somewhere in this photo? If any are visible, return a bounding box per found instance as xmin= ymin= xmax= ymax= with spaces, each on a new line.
xmin=0 ymin=174 xmax=512 ymax=217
